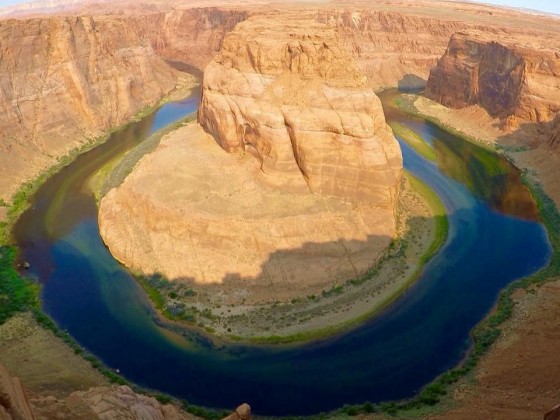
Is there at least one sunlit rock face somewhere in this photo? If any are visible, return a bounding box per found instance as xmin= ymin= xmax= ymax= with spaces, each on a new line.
xmin=198 ymin=14 xmax=402 ymax=206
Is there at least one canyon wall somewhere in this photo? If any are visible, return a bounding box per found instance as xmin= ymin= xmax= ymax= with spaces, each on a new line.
xmin=425 ymin=31 xmax=560 ymax=124
xmin=318 ymin=9 xmax=473 ymax=90
xmin=146 ymin=8 xmax=249 ymax=71
xmin=0 ymin=15 xmax=179 ymax=202
xmin=198 ymin=13 xmax=402 ymax=206
xmin=0 ymin=7 xmax=248 ymax=203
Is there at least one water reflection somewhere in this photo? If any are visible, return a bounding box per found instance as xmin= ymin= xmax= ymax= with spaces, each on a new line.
xmin=429 ymin=122 xmax=539 ymax=221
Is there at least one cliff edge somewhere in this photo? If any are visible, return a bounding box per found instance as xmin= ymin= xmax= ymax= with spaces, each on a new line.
xmin=426 ymin=30 xmax=560 ymax=124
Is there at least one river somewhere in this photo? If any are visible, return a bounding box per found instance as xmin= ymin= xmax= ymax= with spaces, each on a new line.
xmin=13 ymin=88 xmax=552 ymax=416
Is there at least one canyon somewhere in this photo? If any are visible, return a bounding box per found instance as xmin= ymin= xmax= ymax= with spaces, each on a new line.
xmin=2 ymin=0 xmax=560 ymax=205
xmin=1 ymin=0 xmax=560 ymax=419
xmin=0 ymin=6 xmax=247 ymax=203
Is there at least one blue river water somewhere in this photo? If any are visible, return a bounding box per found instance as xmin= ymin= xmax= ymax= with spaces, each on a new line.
xmin=14 ymin=89 xmax=552 ymax=416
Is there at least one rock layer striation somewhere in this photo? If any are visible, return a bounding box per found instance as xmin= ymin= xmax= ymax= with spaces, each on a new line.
xmin=198 ymin=14 xmax=402 ymax=206
xmin=426 ymin=31 xmax=560 ymax=124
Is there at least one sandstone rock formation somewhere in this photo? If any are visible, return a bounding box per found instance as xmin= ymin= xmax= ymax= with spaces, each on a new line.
xmin=98 ymin=124 xmax=397 ymax=303
xmin=146 ymin=8 xmax=249 ymax=71
xmin=40 ymin=385 xmax=192 ymax=419
xmin=0 ymin=363 xmax=34 ymax=420
xmin=198 ymin=14 xmax=402 ymax=206
xmin=426 ymin=31 xmax=560 ymax=124
xmin=99 ymin=13 xmax=402 ymax=303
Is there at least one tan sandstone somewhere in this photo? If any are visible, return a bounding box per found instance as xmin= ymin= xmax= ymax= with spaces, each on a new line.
xmin=426 ymin=30 xmax=560 ymax=124
xmin=99 ymin=13 xmax=401 ymax=303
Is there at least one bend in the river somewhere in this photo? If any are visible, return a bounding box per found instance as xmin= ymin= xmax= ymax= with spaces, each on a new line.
xmin=13 ymin=87 xmax=552 ymax=416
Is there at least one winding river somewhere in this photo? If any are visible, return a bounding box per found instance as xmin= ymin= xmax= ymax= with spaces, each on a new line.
xmin=14 ymin=88 xmax=552 ymax=416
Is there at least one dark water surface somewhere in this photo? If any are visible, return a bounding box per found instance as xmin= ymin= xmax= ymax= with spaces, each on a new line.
xmin=14 ymin=89 xmax=552 ymax=416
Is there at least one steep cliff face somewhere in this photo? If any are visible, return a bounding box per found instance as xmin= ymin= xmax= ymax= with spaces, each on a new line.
xmin=148 ymin=8 xmax=249 ymax=70
xmin=426 ymin=31 xmax=560 ymax=123
xmin=318 ymin=9 xmax=472 ymax=89
xmin=198 ymin=14 xmax=402 ymax=206
xmin=0 ymin=8 xmax=249 ymax=202
xmin=0 ymin=15 xmax=181 ymax=201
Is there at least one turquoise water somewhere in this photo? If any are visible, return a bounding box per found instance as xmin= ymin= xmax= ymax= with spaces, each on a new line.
xmin=14 ymin=90 xmax=552 ymax=416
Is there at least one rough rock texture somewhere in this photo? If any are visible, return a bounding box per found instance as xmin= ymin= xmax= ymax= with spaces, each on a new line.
xmin=426 ymin=31 xmax=560 ymax=123
xmin=318 ymin=8 xmax=472 ymax=90
xmin=0 ymin=364 xmax=34 ymax=420
xmin=0 ymin=15 xmax=180 ymax=201
xmin=0 ymin=7 xmax=250 ymax=202
xmin=147 ymin=8 xmax=249 ymax=71
xmin=198 ymin=14 xmax=402 ymax=206
xmin=99 ymin=124 xmax=396 ymax=302
xmin=222 ymin=404 xmax=250 ymax=420
xmin=33 ymin=385 xmax=192 ymax=420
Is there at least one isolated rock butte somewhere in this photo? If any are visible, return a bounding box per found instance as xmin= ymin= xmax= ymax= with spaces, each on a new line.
xmin=198 ymin=14 xmax=402 ymax=206
xmin=99 ymin=14 xmax=401 ymax=302
xmin=426 ymin=30 xmax=560 ymax=124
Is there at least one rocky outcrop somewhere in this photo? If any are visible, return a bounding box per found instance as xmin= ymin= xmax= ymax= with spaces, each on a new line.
xmin=222 ymin=404 xmax=251 ymax=420
xmin=0 ymin=364 xmax=34 ymax=420
xmin=426 ymin=31 xmax=560 ymax=123
xmin=198 ymin=14 xmax=402 ymax=206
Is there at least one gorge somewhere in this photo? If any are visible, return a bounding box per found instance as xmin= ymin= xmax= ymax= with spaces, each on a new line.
xmin=1 ymin=0 xmax=560 ymax=419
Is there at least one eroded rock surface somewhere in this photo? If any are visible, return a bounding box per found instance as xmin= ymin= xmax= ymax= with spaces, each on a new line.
xmin=0 ymin=7 xmax=249 ymax=203
xmin=0 ymin=15 xmax=180 ymax=201
xmin=426 ymin=31 xmax=560 ymax=124
xmin=198 ymin=14 xmax=402 ymax=206
xmin=99 ymin=14 xmax=402 ymax=303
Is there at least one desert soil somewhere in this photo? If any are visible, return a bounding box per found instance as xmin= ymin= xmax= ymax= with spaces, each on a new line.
xmin=0 ymin=312 xmax=107 ymax=398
